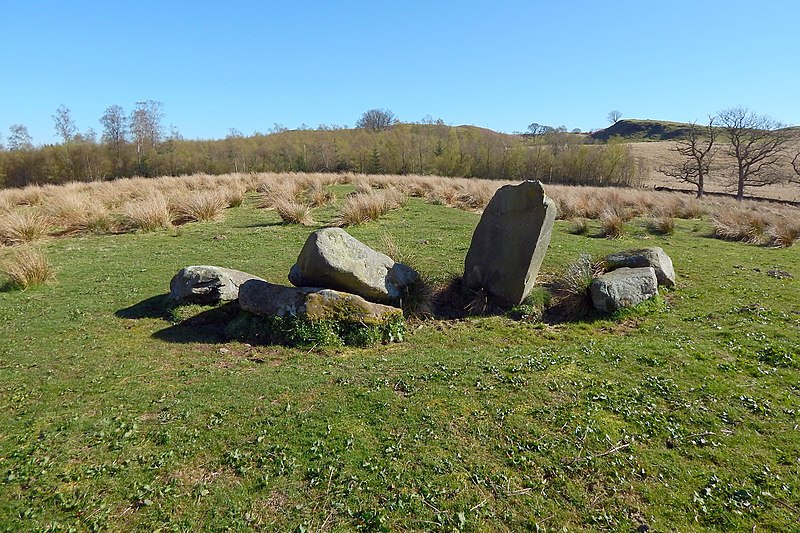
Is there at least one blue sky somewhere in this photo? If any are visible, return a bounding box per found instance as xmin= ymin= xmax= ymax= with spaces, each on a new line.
xmin=2 ymin=1 xmax=798 ymax=145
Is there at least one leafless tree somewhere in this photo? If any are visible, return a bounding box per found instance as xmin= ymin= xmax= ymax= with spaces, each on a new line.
xmin=356 ymin=108 xmax=397 ymax=131
xmin=792 ymin=151 xmax=800 ymax=184
xmin=718 ymin=107 xmax=792 ymax=200
xmin=100 ymin=104 xmax=128 ymax=175
xmin=129 ymin=100 xmax=164 ymax=174
xmin=659 ymin=116 xmax=717 ymax=197
xmin=607 ymin=110 xmax=622 ymax=124
xmin=52 ymin=105 xmax=77 ymax=144
xmin=7 ymin=124 xmax=33 ymax=151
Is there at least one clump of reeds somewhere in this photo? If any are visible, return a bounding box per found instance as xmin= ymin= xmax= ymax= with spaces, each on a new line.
xmin=568 ymin=218 xmax=590 ymax=235
xmin=767 ymin=218 xmax=800 ymax=248
xmin=119 ymin=194 xmax=173 ymax=232
xmin=305 ymin=181 xmax=337 ymax=207
xmin=1 ymin=247 xmax=55 ymax=289
xmin=170 ymin=191 xmax=227 ymax=224
xmin=43 ymin=192 xmax=115 ymax=235
xmin=335 ymin=189 xmax=407 ymax=227
xmin=274 ymin=197 xmax=315 ymax=226
xmin=257 ymin=180 xmax=304 ymax=209
xmin=647 ymin=213 xmax=676 ymax=235
xmin=711 ymin=208 xmax=771 ymax=245
xmin=549 ymin=253 xmax=604 ymax=320
xmin=0 ymin=210 xmax=52 ymax=245
xmin=599 ymin=209 xmax=626 ymax=239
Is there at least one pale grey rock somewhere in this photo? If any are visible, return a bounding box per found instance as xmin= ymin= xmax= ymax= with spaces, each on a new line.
xmin=238 ymin=279 xmax=402 ymax=323
xmin=590 ymin=267 xmax=658 ymax=313
xmin=169 ymin=266 xmax=264 ymax=304
xmin=288 ymin=228 xmax=418 ymax=304
xmin=463 ymin=180 xmax=557 ymax=305
xmin=605 ymin=247 xmax=675 ymax=287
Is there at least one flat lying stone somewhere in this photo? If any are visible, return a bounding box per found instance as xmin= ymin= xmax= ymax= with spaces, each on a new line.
xmin=463 ymin=180 xmax=557 ymax=306
xmin=289 ymin=228 xmax=418 ymax=305
xmin=604 ymin=247 xmax=675 ymax=287
xmin=239 ymin=279 xmax=402 ymax=324
xmin=169 ymin=266 xmax=264 ymax=304
xmin=590 ymin=267 xmax=658 ymax=313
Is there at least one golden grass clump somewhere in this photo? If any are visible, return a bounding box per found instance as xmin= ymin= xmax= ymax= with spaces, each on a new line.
xmin=170 ymin=191 xmax=227 ymax=224
xmin=43 ymin=192 xmax=115 ymax=235
xmin=336 ymin=189 xmax=407 ymax=227
xmin=647 ymin=214 xmax=676 ymax=235
xmin=221 ymin=183 xmax=247 ymax=207
xmin=305 ymin=181 xmax=337 ymax=207
xmin=599 ymin=209 xmax=626 ymax=239
xmin=274 ymin=197 xmax=315 ymax=226
xmin=1 ymin=247 xmax=55 ymax=289
xmin=767 ymin=218 xmax=800 ymax=248
xmin=711 ymin=208 xmax=771 ymax=245
xmin=0 ymin=210 xmax=52 ymax=245
xmin=257 ymin=180 xmax=304 ymax=209
xmin=119 ymin=195 xmax=173 ymax=233
xmin=568 ymin=218 xmax=590 ymax=235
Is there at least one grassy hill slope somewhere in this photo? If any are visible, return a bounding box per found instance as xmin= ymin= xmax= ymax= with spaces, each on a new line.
xmin=591 ymin=119 xmax=698 ymax=142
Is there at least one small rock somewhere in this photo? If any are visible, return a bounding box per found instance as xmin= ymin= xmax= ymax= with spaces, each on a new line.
xmin=169 ymin=266 xmax=265 ymax=304
xmin=767 ymin=269 xmax=792 ymax=279
xmin=604 ymin=247 xmax=675 ymax=287
xmin=590 ymin=267 xmax=659 ymax=313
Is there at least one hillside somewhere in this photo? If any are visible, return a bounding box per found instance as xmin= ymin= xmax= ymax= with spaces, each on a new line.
xmin=590 ymin=119 xmax=698 ymax=142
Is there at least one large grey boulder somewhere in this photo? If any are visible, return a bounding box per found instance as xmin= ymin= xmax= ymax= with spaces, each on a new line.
xmin=590 ymin=267 xmax=658 ymax=313
xmin=605 ymin=247 xmax=675 ymax=287
xmin=169 ymin=266 xmax=264 ymax=304
xmin=239 ymin=279 xmax=402 ymax=323
xmin=288 ymin=228 xmax=418 ymax=304
xmin=463 ymin=180 xmax=557 ymax=306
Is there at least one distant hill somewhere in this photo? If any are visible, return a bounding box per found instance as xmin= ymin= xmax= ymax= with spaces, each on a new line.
xmin=591 ymin=119 xmax=697 ymax=142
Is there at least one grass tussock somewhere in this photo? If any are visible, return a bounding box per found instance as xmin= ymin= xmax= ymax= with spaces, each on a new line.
xmin=568 ymin=218 xmax=590 ymax=235
xmin=712 ymin=208 xmax=771 ymax=245
xmin=170 ymin=191 xmax=228 ymax=224
xmin=768 ymin=219 xmax=800 ymax=248
xmin=0 ymin=209 xmax=52 ymax=245
xmin=274 ymin=197 xmax=315 ymax=226
xmin=119 ymin=195 xmax=173 ymax=233
xmin=599 ymin=209 xmax=626 ymax=239
xmin=305 ymin=181 xmax=337 ymax=207
xmin=1 ymin=247 xmax=55 ymax=289
xmin=335 ymin=189 xmax=407 ymax=227
xmin=648 ymin=214 xmax=676 ymax=235
xmin=548 ymin=253 xmax=603 ymax=321
xmin=43 ymin=193 xmax=115 ymax=235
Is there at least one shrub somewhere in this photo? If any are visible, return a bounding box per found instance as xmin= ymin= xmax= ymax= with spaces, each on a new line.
xmin=274 ymin=197 xmax=314 ymax=226
xmin=119 ymin=195 xmax=173 ymax=233
xmin=170 ymin=191 xmax=227 ymax=224
xmin=225 ymin=312 xmax=404 ymax=347
xmin=1 ymin=247 xmax=55 ymax=289
xmin=0 ymin=210 xmax=52 ymax=245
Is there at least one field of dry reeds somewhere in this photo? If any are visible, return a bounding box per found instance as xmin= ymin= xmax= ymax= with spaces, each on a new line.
xmin=0 ymin=171 xmax=797 ymax=253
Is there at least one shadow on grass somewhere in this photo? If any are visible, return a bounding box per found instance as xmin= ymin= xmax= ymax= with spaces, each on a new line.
xmin=152 ymin=303 xmax=240 ymax=344
xmin=115 ymin=294 xmax=173 ymax=320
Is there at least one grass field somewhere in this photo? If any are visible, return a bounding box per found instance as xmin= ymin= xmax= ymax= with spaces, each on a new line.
xmin=1 ymin=177 xmax=798 ymax=531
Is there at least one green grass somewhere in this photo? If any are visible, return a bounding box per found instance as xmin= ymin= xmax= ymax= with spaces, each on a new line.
xmin=0 ymin=193 xmax=798 ymax=531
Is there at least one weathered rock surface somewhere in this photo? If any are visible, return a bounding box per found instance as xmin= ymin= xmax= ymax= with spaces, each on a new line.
xmin=239 ymin=279 xmax=402 ymax=323
xmin=605 ymin=247 xmax=675 ymax=287
xmin=463 ymin=180 xmax=557 ymax=305
xmin=590 ymin=267 xmax=658 ymax=313
xmin=288 ymin=228 xmax=418 ymax=304
xmin=169 ymin=266 xmax=264 ymax=304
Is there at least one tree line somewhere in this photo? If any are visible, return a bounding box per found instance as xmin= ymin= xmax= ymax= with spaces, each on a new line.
xmin=0 ymin=105 xmax=642 ymax=189
xmin=660 ymin=107 xmax=800 ymax=200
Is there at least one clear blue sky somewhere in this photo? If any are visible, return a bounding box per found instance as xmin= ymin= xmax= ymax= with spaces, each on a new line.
xmin=2 ymin=1 xmax=798 ymax=145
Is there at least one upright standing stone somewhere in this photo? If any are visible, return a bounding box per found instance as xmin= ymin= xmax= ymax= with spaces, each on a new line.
xmin=463 ymin=180 xmax=557 ymax=306
xmin=288 ymin=228 xmax=419 ymax=305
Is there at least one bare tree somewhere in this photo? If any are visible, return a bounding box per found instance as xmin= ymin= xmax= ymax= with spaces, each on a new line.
xmin=607 ymin=110 xmax=622 ymax=124
xmin=53 ymin=105 xmax=77 ymax=143
xmin=719 ymin=107 xmax=791 ymax=200
xmin=356 ymin=108 xmax=397 ymax=131
xmin=7 ymin=124 xmax=33 ymax=151
xmin=659 ymin=116 xmax=717 ymax=197
xmin=129 ymin=100 xmax=164 ymax=174
xmin=792 ymin=151 xmax=800 ymax=185
xmin=100 ymin=104 xmax=127 ymax=176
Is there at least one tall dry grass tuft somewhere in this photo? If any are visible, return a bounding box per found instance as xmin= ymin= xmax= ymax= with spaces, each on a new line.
xmin=549 ymin=253 xmax=604 ymax=320
xmin=1 ymin=247 xmax=55 ymax=289
xmin=274 ymin=197 xmax=315 ymax=226
xmin=119 ymin=194 xmax=173 ymax=232
xmin=305 ymin=181 xmax=337 ymax=207
xmin=712 ymin=208 xmax=771 ymax=245
xmin=768 ymin=218 xmax=800 ymax=248
xmin=170 ymin=191 xmax=227 ymax=224
xmin=257 ymin=180 xmax=304 ymax=209
xmin=335 ymin=189 xmax=407 ymax=227
xmin=221 ymin=183 xmax=247 ymax=207
xmin=599 ymin=209 xmax=626 ymax=239
xmin=0 ymin=210 xmax=53 ymax=245
xmin=647 ymin=213 xmax=676 ymax=235
xmin=43 ymin=192 xmax=115 ymax=235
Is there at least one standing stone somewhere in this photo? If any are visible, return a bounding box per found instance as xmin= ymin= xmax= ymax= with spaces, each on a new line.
xmin=239 ymin=280 xmax=402 ymax=323
xmin=604 ymin=247 xmax=676 ymax=287
xmin=288 ymin=228 xmax=418 ymax=304
xmin=590 ymin=267 xmax=658 ymax=313
xmin=463 ymin=180 xmax=557 ymax=306
xmin=169 ymin=266 xmax=264 ymax=304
